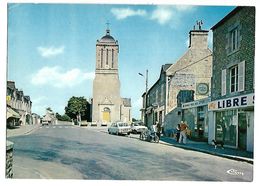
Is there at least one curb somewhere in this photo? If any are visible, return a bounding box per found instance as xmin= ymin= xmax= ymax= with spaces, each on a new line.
xmin=23 ymin=124 xmax=41 ymax=135
xmin=159 ymin=140 xmax=253 ymax=164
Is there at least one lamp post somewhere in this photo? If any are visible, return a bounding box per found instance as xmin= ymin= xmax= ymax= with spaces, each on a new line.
xmin=138 ymin=69 xmax=148 ymax=126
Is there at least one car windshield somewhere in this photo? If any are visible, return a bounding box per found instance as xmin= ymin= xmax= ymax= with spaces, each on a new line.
xmin=118 ymin=123 xmax=128 ymax=127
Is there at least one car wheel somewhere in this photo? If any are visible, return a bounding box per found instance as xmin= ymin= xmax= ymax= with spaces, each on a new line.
xmin=127 ymin=132 xmax=130 ymax=135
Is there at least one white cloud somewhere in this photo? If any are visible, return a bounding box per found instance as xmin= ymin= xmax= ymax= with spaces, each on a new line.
xmin=150 ymin=5 xmax=195 ymax=26
xmin=31 ymin=66 xmax=95 ymax=88
xmin=37 ymin=46 xmax=65 ymax=58
xmin=150 ymin=6 xmax=173 ymax=25
xmin=111 ymin=8 xmax=147 ymax=20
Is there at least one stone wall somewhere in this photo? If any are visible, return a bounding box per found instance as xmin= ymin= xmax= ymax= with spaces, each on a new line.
xmin=211 ymin=7 xmax=255 ymax=101
xmin=6 ymin=141 xmax=14 ymax=178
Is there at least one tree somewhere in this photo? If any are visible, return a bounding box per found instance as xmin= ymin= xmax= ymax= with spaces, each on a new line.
xmin=65 ymin=96 xmax=90 ymax=121
xmin=56 ymin=112 xmax=71 ymax=121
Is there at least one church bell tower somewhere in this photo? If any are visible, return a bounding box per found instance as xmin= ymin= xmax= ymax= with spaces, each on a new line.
xmin=92 ymin=26 xmax=122 ymax=124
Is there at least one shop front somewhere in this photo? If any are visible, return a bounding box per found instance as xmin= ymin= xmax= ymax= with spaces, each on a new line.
xmin=182 ymin=98 xmax=210 ymax=141
xmin=208 ymin=93 xmax=254 ymax=152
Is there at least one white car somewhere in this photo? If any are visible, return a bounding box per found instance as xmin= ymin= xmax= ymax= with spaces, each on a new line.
xmin=108 ymin=122 xmax=131 ymax=135
xmin=131 ymin=122 xmax=147 ymax=134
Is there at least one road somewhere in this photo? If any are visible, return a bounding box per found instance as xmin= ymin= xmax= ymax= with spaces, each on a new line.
xmin=7 ymin=123 xmax=253 ymax=181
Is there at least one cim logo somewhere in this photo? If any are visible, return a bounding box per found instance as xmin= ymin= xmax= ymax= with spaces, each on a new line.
xmin=226 ymin=169 xmax=244 ymax=176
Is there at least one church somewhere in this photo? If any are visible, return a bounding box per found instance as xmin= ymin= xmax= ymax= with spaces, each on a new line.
xmin=91 ymin=27 xmax=131 ymax=126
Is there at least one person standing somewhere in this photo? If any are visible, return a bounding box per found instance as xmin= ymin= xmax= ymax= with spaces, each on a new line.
xmin=179 ymin=121 xmax=188 ymax=144
xmin=156 ymin=122 xmax=162 ymax=139
xmin=176 ymin=124 xmax=181 ymax=142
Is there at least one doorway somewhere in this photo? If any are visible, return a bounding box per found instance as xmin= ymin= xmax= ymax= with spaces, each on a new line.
xmin=103 ymin=107 xmax=111 ymax=122
xmin=238 ymin=112 xmax=247 ymax=150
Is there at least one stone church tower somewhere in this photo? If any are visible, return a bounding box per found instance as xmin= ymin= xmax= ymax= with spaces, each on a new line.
xmin=92 ymin=27 xmax=131 ymax=125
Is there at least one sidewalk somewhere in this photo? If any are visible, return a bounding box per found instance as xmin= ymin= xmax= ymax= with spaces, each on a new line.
xmin=159 ymin=136 xmax=253 ymax=164
xmin=6 ymin=124 xmax=41 ymax=138
xmin=87 ymin=127 xmax=253 ymax=164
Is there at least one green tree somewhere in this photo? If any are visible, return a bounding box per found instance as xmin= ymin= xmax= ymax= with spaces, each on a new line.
xmin=56 ymin=112 xmax=71 ymax=121
xmin=61 ymin=114 xmax=71 ymax=121
xmin=65 ymin=96 xmax=89 ymax=121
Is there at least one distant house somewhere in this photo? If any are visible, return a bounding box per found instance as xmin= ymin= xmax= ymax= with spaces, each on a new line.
xmin=6 ymin=81 xmax=32 ymax=127
xmin=42 ymin=109 xmax=57 ymax=124
xmin=163 ymin=24 xmax=212 ymax=134
xmin=143 ymin=64 xmax=171 ymax=129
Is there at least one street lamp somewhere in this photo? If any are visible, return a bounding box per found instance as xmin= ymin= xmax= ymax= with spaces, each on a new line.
xmin=138 ymin=70 xmax=148 ymax=125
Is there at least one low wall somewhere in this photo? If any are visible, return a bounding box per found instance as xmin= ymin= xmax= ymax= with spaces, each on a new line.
xmin=6 ymin=140 xmax=14 ymax=178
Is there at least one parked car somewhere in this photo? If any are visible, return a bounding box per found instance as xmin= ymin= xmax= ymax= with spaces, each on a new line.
xmin=131 ymin=122 xmax=147 ymax=134
xmin=108 ymin=122 xmax=131 ymax=135
xmin=41 ymin=121 xmax=49 ymax=126
xmin=91 ymin=121 xmax=97 ymax=126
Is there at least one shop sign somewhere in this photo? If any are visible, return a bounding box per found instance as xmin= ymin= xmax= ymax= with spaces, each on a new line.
xmin=182 ymin=98 xmax=210 ymax=109
xmin=208 ymin=93 xmax=254 ymax=111
xmin=196 ymin=83 xmax=209 ymax=95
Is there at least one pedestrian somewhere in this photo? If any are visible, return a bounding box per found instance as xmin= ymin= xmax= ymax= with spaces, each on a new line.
xmin=151 ymin=121 xmax=158 ymax=134
xmin=176 ymin=124 xmax=181 ymax=142
xmin=156 ymin=122 xmax=162 ymax=139
xmin=179 ymin=121 xmax=188 ymax=144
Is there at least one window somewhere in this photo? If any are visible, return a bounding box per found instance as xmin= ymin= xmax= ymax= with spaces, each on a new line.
xmin=106 ymin=49 xmax=109 ymax=65
xmin=112 ymin=49 xmax=114 ymax=68
xmin=230 ymin=65 xmax=238 ymax=93
xmin=229 ymin=61 xmax=245 ymax=93
xmin=156 ymin=89 xmax=159 ymax=103
xmin=231 ymin=28 xmax=238 ymax=51
xmin=160 ymin=84 xmax=164 ymax=103
xmin=100 ymin=49 xmax=103 ymax=68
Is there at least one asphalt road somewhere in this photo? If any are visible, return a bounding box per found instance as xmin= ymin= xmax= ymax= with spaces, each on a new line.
xmin=7 ymin=123 xmax=253 ymax=181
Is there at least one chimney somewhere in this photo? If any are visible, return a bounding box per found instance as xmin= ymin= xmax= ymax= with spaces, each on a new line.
xmin=189 ymin=20 xmax=209 ymax=49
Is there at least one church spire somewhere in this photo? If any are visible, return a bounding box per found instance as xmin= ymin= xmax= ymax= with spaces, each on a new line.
xmin=106 ymin=21 xmax=110 ymax=35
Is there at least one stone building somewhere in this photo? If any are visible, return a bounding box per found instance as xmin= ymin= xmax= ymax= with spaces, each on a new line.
xmin=92 ymin=27 xmax=131 ymax=125
xmin=163 ymin=25 xmax=213 ymax=133
xmin=42 ymin=109 xmax=57 ymax=125
xmin=6 ymin=81 xmax=32 ymax=127
xmin=208 ymin=7 xmax=255 ymax=152
xmin=143 ymin=64 xmax=171 ymax=129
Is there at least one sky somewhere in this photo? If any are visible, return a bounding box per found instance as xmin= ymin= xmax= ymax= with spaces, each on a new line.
xmin=7 ymin=3 xmax=235 ymax=119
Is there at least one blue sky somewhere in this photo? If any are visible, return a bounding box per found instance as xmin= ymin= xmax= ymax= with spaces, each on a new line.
xmin=7 ymin=3 xmax=235 ymax=119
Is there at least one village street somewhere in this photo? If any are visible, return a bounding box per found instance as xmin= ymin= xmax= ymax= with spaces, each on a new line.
xmin=7 ymin=122 xmax=253 ymax=181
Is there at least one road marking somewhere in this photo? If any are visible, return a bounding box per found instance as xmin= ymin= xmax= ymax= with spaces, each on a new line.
xmin=46 ymin=126 xmax=49 ymax=128
xmin=59 ymin=126 xmax=62 ymax=128
xmin=65 ymin=126 xmax=68 ymax=128
xmin=40 ymin=127 xmax=42 ymax=129
xmin=53 ymin=126 xmax=56 ymax=128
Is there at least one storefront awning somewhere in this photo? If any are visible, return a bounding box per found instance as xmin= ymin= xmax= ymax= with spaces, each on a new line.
xmin=7 ymin=107 xmax=21 ymax=119
xmin=145 ymin=106 xmax=153 ymax=114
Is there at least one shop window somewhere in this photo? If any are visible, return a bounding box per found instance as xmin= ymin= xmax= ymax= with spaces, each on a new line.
xmin=215 ymin=110 xmax=237 ymax=147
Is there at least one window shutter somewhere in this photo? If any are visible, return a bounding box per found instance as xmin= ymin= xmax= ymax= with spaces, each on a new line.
xmin=221 ymin=69 xmax=226 ymax=96
xmin=238 ymin=61 xmax=245 ymax=92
